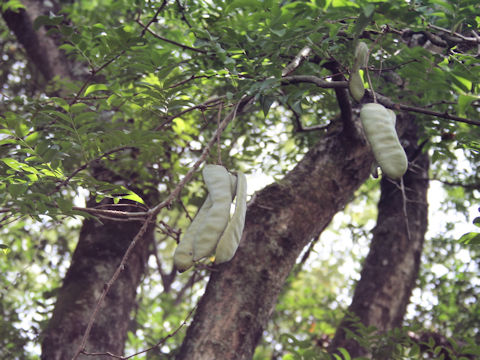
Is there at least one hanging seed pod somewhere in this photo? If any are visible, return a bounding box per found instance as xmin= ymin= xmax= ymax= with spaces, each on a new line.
xmin=360 ymin=103 xmax=408 ymax=179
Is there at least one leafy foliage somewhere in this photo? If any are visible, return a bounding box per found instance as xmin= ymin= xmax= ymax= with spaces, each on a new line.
xmin=0 ymin=0 xmax=479 ymax=358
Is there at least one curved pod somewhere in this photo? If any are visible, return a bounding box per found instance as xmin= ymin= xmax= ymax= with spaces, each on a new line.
xmin=215 ymin=171 xmax=247 ymax=264
xmin=349 ymin=71 xmax=365 ymax=102
xmin=193 ymin=165 xmax=234 ymax=261
xmin=174 ymin=195 xmax=213 ymax=272
xmin=360 ymin=103 xmax=408 ymax=179
xmin=354 ymin=42 xmax=369 ymax=71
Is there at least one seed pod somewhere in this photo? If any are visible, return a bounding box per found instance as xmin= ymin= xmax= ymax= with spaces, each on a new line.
xmin=173 ymin=195 xmax=213 ymax=272
xmin=360 ymin=103 xmax=408 ymax=179
xmin=214 ymin=171 xmax=247 ymax=264
xmin=349 ymin=71 xmax=365 ymax=102
xmin=229 ymin=172 xmax=237 ymax=197
xmin=193 ymin=165 xmax=234 ymax=261
xmin=354 ymin=42 xmax=369 ymax=71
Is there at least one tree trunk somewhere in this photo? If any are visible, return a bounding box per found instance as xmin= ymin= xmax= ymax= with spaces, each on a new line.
xmin=176 ymin=120 xmax=378 ymax=360
xmin=329 ymin=120 xmax=429 ymax=358
xmin=41 ymin=200 xmax=154 ymax=360
xmin=2 ymin=0 xmax=73 ymax=86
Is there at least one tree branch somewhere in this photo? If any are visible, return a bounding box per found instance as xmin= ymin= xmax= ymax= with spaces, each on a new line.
xmin=373 ymin=91 xmax=480 ymax=127
xmin=281 ymin=75 xmax=348 ymax=89
xmin=136 ymin=20 xmax=207 ymax=54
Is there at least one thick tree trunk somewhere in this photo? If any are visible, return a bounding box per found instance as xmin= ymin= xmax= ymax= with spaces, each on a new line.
xmin=176 ymin=119 xmax=378 ymax=360
xmin=2 ymin=0 xmax=73 ymax=85
xmin=41 ymin=200 xmax=154 ymax=360
xmin=329 ymin=120 xmax=429 ymax=358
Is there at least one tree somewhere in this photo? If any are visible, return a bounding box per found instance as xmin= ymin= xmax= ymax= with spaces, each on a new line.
xmin=1 ymin=0 xmax=479 ymax=359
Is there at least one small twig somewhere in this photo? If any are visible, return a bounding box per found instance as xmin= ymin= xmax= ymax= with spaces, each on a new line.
xmin=158 ymin=220 xmax=180 ymax=241
xmin=167 ymin=74 xmax=215 ymax=89
xmin=282 ymin=46 xmax=312 ymax=77
xmin=432 ymin=178 xmax=480 ymax=191
xmin=94 ymin=203 xmax=148 ymax=211
xmin=136 ymin=20 xmax=207 ymax=54
xmin=0 ymin=215 xmax=23 ymax=229
xmin=154 ymin=96 xmax=224 ymax=131
xmin=71 ymin=206 xmax=148 ymax=219
xmin=174 ymin=271 xmax=206 ymax=306
xmin=140 ymin=0 xmax=169 ymax=37
xmin=62 ymin=96 xmax=110 ymax=101
xmin=179 ymin=198 xmax=193 ymax=222
xmin=365 ymin=68 xmax=376 ymax=103
xmin=373 ymin=92 xmax=480 ymax=127
xmin=368 ymin=59 xmax=418 ymax=72
xmin=427 ymin=23 xmax=480 ymax=43
xmin=80 ymin=305 xmax=197 ymax=359
xmin=281 ymin=75 xmax=348 ymax=89
xmin=287 ymin=103 xmax=329 ymax=132
xmin=70 ymin=51 xmax=126 ymax=106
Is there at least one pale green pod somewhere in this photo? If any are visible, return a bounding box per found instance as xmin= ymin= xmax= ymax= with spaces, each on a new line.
xmin=174 ymin=195 xmax=213 ymax=272
xmin=386 ymin=108 xmax=396 ymax=126
xmin=214 ymin=171 xmax=247 ymax=264
xmin=229 ymin=172 xmax=237 ymax=198
xmin=349 ymin=71 xmax=365 ymax=102
xmin=360 ymin=103 xmax=408 ymax=180
xmin=354 ymin=42 xmax=369 ymax=71
xmin=193 ymin=165 xmax=233 ymax=261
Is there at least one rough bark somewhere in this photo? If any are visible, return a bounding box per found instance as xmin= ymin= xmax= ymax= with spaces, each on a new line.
xmin=329 ymin=120 xmax=429 ymax=358
xmin=41 ymin=200 xmax=154 ymax=360
xmin=38 ymin=204 xmax=156 ymax=360
xmin=176 ymin=117 xmax=379 ymax=360
xmin=2 ymin=0 xmax=73 ymax=85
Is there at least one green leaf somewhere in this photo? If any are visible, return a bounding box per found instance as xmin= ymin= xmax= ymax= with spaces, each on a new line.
xmin=7 ymin=183 xmax=28 ymax=197
xmin=84 ymin=84 xmax=109 ymax=96
xmin=1 ymin=158 xmax=24 ymax=171
xmin=458 ymin=232 xmax=480 ymax=245
xmin=457 ymin=94 xmax=478 ymax=116
xmin=2 ymin=0 xmax=25 ymax=12
xmin=337 ymin=347 xmax=351 ymax=360
xmin=122 ymin=191 xmax=145 ymax=205
xmin=260 ymin=95 xmax=275 ymax=117
xmin=56 ymin=198 xmax=73 ymax=212
xmin=33 ymin=14 xmax=64 ymax=30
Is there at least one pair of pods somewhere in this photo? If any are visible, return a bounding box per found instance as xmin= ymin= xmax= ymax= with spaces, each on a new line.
xmin=174 ymin=165 xmax=247 ymax=272
xmin=349 ymin=42 xmax=369 ymax=102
